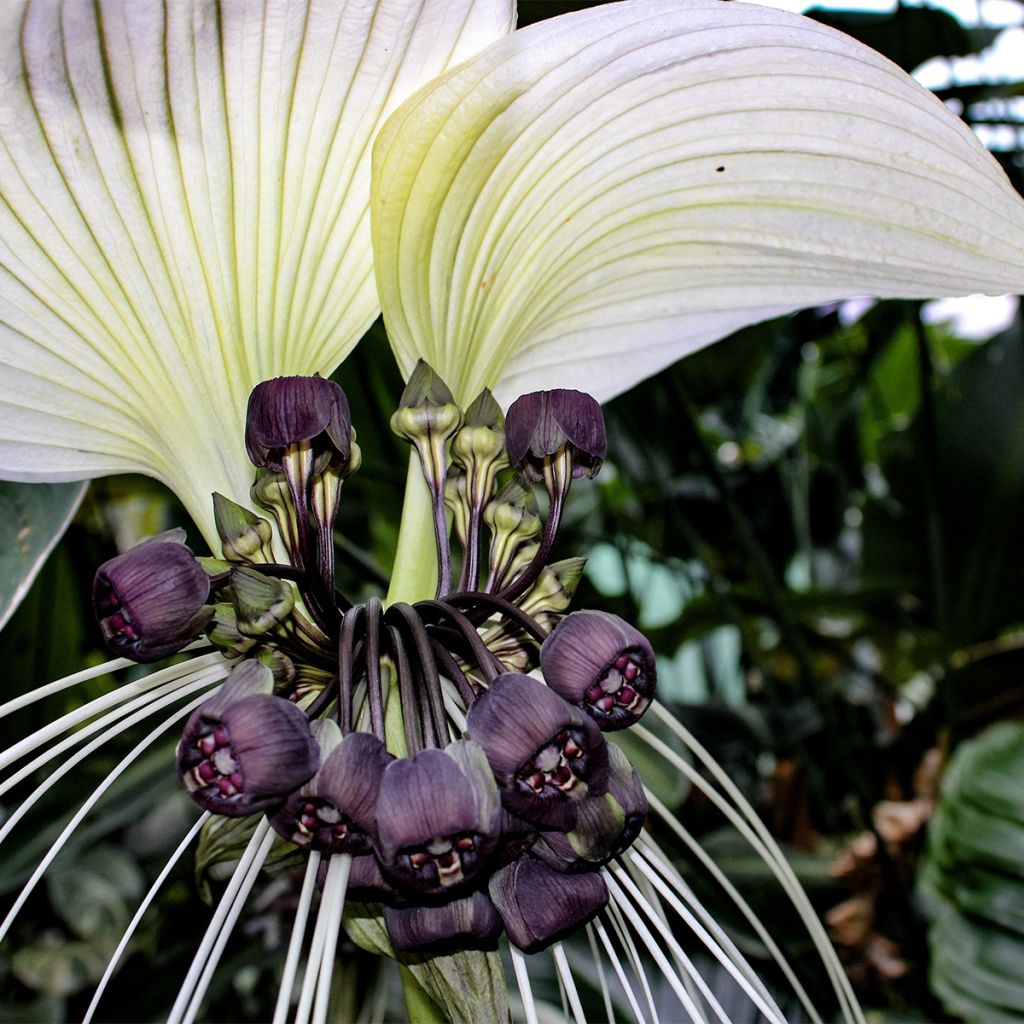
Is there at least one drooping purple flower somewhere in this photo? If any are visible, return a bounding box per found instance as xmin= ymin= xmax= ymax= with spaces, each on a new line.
xmin=504 ymin=389 xmax=606 ymax=481
xmin=375 ymin=741 xmax=501 ymax=895
xmin=533 ymin=743 xmax=648 ymax=872
xmin=384 ymin=891 xmax=502 ymax=953
xmin=540 ymin=610 xmax=656 ymax=730
xmin=177 ymin=662 xmax=319 ymax=816
xmin=489 ymin=856 xmax=608 ymax=953
xmin=93 ymin=530 xmax=212 ymax=663
xmin=467 ymin=673 xmax=609 ymax=830
xmin=269 ymin=728 xmax=392 ymax=855
xmin=245 ymin=375 xmax=352 ymax=472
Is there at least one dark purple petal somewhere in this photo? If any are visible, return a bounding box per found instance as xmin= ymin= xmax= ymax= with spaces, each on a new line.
xmin=532 ymin=744 xmax=646 ymax=872
xmin=245 ymin=375 xmax=352 ymax=471
xmin=345 ymin=853 xmax=398 ymax=903
xmin=177 ymin=691 xmax=318 ymax=817
xmin=489 ymin=857 xmax=608 ymax=953
xmin=376 ymin=745 xmax=500 ymax=895
xmin=269 ymin=731 xmax=393 ymax=854
xmin=385 ymin=891 xmax=501 ymax=953
xmin=504 ymin=390 xmax=605 ymax=480
xmin=467 ymin=673 xmax=609 ymax=829
xmin=540 ymin=610 xmax=656 ymax=731
xmin=93 ymin=531 xmax=212 ymax=662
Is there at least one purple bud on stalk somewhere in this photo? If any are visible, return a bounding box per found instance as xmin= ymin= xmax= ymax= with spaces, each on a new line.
xmin=467 ymin=673 xmax=609 ymax=830
xmin=93 ymin=530 xmax=212 ymax=662
xmin=540 ymin=610 xmax=656 ymax=730
xmin=177 ymin=662 xmax=318 ymax=817
xmin=245 ymin=375 xmax=352 ymax=472
xmin=504 ymin=389 xmax=606 ymax=482
xmin=384 ymin=891 xmax=502 ymax=953
xmin=375 ymin=742 xmax=501 ymax=895
xmin=489 ymin=856 xmax=608 ymax=953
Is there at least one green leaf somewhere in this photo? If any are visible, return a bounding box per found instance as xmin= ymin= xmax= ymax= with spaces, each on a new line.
xmin=12 ymin=937 xmax=108 ymax=997
xmin=47 ymin=845 xmax=145 ymax=943
xmin=0 ymin=480 xmax=85 ymax=631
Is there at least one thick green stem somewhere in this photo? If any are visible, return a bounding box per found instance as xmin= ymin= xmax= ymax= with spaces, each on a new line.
xmin=387 ymin=454 xmax=439 ymax=605
xmin=400 ymin=968 xmax=446 ymax=1024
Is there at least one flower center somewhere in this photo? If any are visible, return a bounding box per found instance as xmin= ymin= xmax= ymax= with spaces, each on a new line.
xmin=517 ymin=728 xmax=586 ymax=797
xmin=191 ymin=724 xmax=245 ymax=797
xmin=585 ymin=653 xmax=648 ymax=715
xmin=402 ymin=833 xmax=480 ymax=888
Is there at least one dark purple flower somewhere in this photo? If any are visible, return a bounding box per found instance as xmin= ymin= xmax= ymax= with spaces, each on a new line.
xmin=504 ymin=390 xmax=606 ymax=481
xmin=245 ymin=375 xmax=352 ymax=472
xmin=540 ymin=610 xmax=656 ymax=730
xmin=533 ymin=743 xmax=648 ymax=872
xmin=384 ymin=891 xmax=502 ymax=953
xmin=93 ymin=530 xmax=212 ymax=662
xmin=177 ymin=662 xmax=318 ymax=816
xmin=269 ymin=729 xmax=392 ymax=855
xmin=467 ymin=673 xmax=609 ymax=830
xmin=375 ymin=741 xmax=501 ymax=896
xmin=489 ymin=856 xmax=608 ymax=953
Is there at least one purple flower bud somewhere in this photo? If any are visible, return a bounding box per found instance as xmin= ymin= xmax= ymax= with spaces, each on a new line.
xmin=93 ymin=530 xmax=212 ymax=663
xmin=269 ymin=731 xmax=393 ymax=855
xmin=504 ymin=390 xmax=606 ymax=482
xmin=533 ymin=744 xmax=648 ymax=872
xmin=540 ymin=611 xmax=656 ymax=731
xmin=177 ymin=664 xmax=318 ymax=817
xmin=245 ymin=375 xmax=352 ymax=472
xmin=384 ymin=891 xmax=502 ymax=954
xmin=375 ymin=742 xmax=501 ymax=896
xmin=467 ymin=673 xmax=609 ymax=830
xmin=489 ymin=856 xmax=608 ymax=953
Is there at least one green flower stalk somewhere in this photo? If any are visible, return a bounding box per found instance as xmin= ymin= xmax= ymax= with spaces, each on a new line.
xmin=2 ymin=0 xmax=1024 ymax=1022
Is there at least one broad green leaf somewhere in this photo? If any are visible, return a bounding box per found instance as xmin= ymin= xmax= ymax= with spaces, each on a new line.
xmin=372 ymin=0 xmax=1024 ymax=408
xmin=0 ymin=480 xmax=84 ymax=631
xmin=12 ymin=938 xmax=108 ymax=998
xmin=47 ymin=845 xmax=144 ymax=943
xmin=0 ymin=0 xmax=514 ymax=543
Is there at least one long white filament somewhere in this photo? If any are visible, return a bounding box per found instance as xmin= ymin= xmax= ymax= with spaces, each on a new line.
xmin=295 ymin=855 xmax=350 ymax=1024
xmin=0 ymin=663 xmax=225 ymax=797
xmin=586 ymin=924 xmax=615 ymax=1024
xmin=0 ymin=689 xmax=212 ymax=941
xmin=632 ymin=838 xmax=785 ymax=1022
xmin=272 ymin=851 xmax=322 ymax=1024
xmin=612 ymin=860 xmax=743 ymax=1024
xmin=511 ymin=947 xmax=540 ymax=1024
xmin=169 ymin=820 xmax=276 ymax=1024
xmin=83 ymin=812 xmax=211 ymax=1024
xmin=604 ymin=871 xmax=709 ymax=1023
xmin=0 ymin=655 xmax=134 ymax=718
xmin=645 ymin=706 xmax=864 ymax=1024
xmin=0 ymin=671 xmax=222 ymax=851
xmin=605 ymin=899 xmax=660 ymax=1024
xmin=593 ymin=919 xmax=647 ymax=1024
xmin=0 ymin=649 xmax=225 ymax=769
xmin=552 ymin=943 xmax=586 ymax=1024
xmin=312 ymin=854 xmax=351 ymax=1024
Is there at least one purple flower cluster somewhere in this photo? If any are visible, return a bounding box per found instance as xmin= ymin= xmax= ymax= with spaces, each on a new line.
xmin=91 ymin=370 xmax=658 ymax=956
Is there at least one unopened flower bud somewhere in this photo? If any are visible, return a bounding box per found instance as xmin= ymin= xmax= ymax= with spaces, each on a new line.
xmin=390 ymin=360 xmax=463 ymax=444
xmin=376 ymin=741 xmax=501 ymax=895
xmin=177 ymin=662 xmax=318 ymax=816
xmin=245 ymin=375 xmax=353 ymax=473
xmin=229 ymin=566 xmax=295 ymax=636
xmin=540 ymin=610 xmax=656 ymax=731
xmin=504 ymin=390 xmax=606 ymax=482
xmin=213 ymin=493 xmax=275 ymax=564
xmin=489 ymin=856 xmax=608 ymax=953
xmin=385 ymin=891 xmax=502 ymax=954
xmin=467 ymin=673 xmax=609 ymax=830
xmin=93 ymin=530 xmax=212 ymax=662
